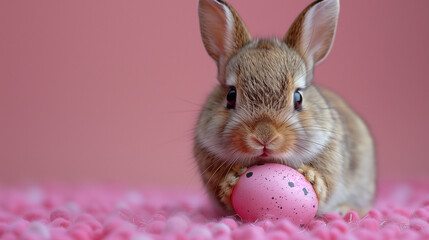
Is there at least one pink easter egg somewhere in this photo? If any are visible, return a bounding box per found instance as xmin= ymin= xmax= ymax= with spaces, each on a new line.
xmin=231 ymin=163 xmax=318 ymax=224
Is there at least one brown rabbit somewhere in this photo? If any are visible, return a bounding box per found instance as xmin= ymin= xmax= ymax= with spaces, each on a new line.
xmin=194 ymin=0 xmax=376 ymax=217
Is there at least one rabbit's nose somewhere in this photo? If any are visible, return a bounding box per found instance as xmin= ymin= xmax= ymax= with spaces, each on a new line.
xmin=250 ymin=135 xmax=279 ymax=148
xmin=250 ymin=122 xmax=281 ymax=148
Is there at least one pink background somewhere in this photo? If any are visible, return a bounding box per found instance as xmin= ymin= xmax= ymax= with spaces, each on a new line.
xmin=1 ymin=1 xmax=428 ymax=189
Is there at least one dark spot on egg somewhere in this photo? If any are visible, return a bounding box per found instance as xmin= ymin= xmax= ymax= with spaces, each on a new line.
xmin=288 ymin=182 xmax=295 ymax=187
xmin=272 ymin=197 xmax=274 ymax=199
xmin=302 ymin=188 xmax=308 ymax=195
xmin=246 ymin=172 xmax=253 ymax=178
xmin=313 ymin=205 xmax=315 ymax=208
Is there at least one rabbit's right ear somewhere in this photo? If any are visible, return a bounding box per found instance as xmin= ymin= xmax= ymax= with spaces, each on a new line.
xmin=198 ymin=0 xmax=251 ymax=84
xmin=284 ymin=0 xmax=339 ymax=70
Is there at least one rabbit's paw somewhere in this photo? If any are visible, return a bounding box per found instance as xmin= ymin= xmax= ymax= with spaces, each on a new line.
xmin=219 ymin=165 xmax=247 ymax=210
xmin=297 ymin=165 xmax=327 ymax=203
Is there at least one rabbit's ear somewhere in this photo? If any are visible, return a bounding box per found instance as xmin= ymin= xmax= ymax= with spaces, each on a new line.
xmin=199 ymin=0 xmax=251 ymax=84
xmin=284 ymin=0 xmax=339 ymax=69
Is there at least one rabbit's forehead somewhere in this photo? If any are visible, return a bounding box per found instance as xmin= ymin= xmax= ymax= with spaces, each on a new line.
xmin=226 ymin=40 xmax=306 ymax=86
xmin=226 ymin=40 xmax=306 ymax=108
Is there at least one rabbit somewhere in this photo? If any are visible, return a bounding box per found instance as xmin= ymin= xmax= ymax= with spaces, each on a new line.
xmin=194 ymin=0 xmax=376 ymax=217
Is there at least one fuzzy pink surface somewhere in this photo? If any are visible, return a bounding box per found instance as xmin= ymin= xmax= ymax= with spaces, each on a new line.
xmin=1 ymin=182 xmax=429 ymax=240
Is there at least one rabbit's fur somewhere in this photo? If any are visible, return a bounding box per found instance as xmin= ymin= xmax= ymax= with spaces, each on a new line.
xmin=194 ymin=0 xmax=376 ymax=216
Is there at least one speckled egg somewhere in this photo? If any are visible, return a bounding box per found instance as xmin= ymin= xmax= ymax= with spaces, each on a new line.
xmin=231 ymin=163 xmax=318 ymax=224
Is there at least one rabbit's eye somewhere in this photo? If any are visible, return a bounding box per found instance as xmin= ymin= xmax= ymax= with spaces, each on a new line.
xmin=294 ymin=90 xmax=303 ymax=110
xmin=226 ymin=87 xmax=236 ymax=109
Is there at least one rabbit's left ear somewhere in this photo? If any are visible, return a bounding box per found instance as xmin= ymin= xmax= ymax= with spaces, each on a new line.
xmin=198 ymin=0 xmax=251 ymax=84
xmin=284 ymin=0 xmax=339 ymax=69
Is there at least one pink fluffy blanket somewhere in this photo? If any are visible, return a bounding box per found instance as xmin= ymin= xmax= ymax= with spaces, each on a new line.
xmin=0 ymin=181 xmax=428 ymax=240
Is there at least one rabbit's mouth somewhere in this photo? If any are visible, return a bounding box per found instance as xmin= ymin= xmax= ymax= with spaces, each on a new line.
xmin=249 ymin=142 xmax=291 ymax=163
xmin=254 ymin=148 xmax=285 ymax=162
xmin=259 ymin=147 xmax=270 ymax=158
